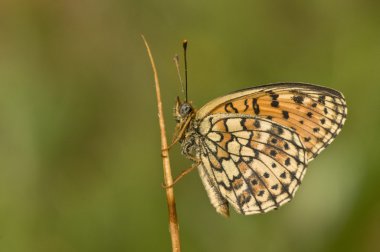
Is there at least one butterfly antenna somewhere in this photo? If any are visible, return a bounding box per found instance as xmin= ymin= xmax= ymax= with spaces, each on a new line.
xmin=173 ymin=54 xmax=185 ymax=95
xmin=183 ymin=40 xmax=188 ymax=102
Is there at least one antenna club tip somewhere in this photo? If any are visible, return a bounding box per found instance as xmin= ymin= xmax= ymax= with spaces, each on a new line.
xmin=183 ymin=40 xmax=188 ymax=49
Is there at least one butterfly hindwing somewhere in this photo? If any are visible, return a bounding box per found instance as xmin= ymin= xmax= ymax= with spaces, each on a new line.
xmin=196 ymin=83 xmax=347 ymax=162
xmin=197 ymin=114 xmax=307 ymax=215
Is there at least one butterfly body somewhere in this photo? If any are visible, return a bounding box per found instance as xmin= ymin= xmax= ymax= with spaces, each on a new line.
xmin=174 ymin=83 xmax=347 ymax=217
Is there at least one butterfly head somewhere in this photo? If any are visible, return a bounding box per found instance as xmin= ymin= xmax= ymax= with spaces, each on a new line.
xmin=174 ymin=96 xmax=194 ymax=122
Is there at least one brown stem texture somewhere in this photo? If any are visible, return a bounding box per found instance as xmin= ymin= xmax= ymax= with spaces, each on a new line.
xmin=141 ymin=35 xmax=181 ymax=252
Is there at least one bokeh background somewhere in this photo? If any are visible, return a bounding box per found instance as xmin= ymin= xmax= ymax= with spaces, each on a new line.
xmin=0 ymin=0 xmax=379 ymax=251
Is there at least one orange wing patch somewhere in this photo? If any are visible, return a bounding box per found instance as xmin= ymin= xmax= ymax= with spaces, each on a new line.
xmin=209 ymin=86 xmax=346 ymax=161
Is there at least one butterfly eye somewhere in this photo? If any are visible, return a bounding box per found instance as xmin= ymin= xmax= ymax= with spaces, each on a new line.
xmin=180 ymin=103 xmax=192 ymax=116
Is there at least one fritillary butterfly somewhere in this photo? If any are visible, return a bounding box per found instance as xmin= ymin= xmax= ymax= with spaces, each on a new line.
xmin=172 ymin=43 xmax=347 ymax=216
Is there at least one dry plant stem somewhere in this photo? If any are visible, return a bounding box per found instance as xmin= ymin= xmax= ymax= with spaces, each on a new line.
xmin=142 ymin=35 xmax=181 ymax=252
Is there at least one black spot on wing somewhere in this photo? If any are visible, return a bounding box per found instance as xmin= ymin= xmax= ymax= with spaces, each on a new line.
xmin=243 ymin=99 xmax=249 ymax=112
xmin=225 ymin=102 xmax=238 ymax=113
xmin=240 ymin=118 xmax=247 ymax=130
xmin=237 ymin=192 xmax=252 ymax=205
xmin=284 ymin=143 xmax=289 ymax=150
xmin=285 ymin=157 xmax=291 ymax=166
xmin=270 ymin=94 xmax=279 ymax=100
xmin=292 ymin=95 xmax=304 ymax=104
xmin=252 ymin=98 xmax=260 ymax=115
xmin=282 ymin=110 xmax=289 ymax=119
xmin=271 ymin=100 xmax=279 ymax=108
xmin=253 ymin=149 xmax=260 ymax=158
xmin=254 ymin=119 xmax=261 ymax=128
xmin=276 ymin=126 xmax=284 ymax=135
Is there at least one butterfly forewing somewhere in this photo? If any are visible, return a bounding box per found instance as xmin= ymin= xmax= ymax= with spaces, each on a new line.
xmin=197 ymin=114 xmax=307 ymax=215
xmin=198 ymin=83 xmax=347 ymax=161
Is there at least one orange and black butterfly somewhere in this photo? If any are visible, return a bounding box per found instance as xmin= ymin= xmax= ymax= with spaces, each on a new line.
xmin=172 ymin=42 xmax=347 ymax=217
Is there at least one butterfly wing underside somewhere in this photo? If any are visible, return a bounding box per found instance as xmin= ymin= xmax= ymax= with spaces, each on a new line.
xmin=195 ymin=83 xmax=347 ymax=215
xmin=197 ymin=114 xmax=307 ymax=215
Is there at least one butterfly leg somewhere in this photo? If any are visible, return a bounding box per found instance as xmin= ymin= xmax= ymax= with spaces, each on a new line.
xmin=160 ymin=142 xmax=177 ymax=158
xmin=162 ymin=160 xmax=201 ymax=188
xmin=162 ymin=116 xmax=193 ymax=154
xmin=161 ymin=137 xmax=181 ymax=154
xmin=160 ymin=135 xmax=184 ymax=158
xmin=160 ymin=135 xmax=182 ymax=158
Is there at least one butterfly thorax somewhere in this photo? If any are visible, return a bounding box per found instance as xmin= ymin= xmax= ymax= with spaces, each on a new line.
xmin=173 ymin=98 xmax=201 ymax=159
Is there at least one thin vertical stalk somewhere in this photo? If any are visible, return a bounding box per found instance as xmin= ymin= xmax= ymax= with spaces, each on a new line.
xmin=142 ymin=35 xmax=181 ymax=252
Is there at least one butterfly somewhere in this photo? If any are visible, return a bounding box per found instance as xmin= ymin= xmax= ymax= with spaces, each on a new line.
xmin=173 ymin=82 xmax=347 ymax=217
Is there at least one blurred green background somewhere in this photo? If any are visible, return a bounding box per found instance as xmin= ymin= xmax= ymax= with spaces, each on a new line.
xmin=0 ymin=0 xmax=379 ymax=251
